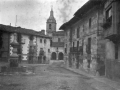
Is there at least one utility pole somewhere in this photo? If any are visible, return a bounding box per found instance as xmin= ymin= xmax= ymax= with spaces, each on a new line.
xmin=15 ymin=15 xmax=17 ymax=27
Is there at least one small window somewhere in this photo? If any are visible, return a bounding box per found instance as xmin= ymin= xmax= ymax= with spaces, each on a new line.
xmin=65 ymin=48 xmax=67 ymax=54
xmin=40 ymin=39 xmax=42 ymax=43
xmin=48 ymin=49 xmax=50 ymax=53
xmin=106 ymin=7 xmax=112 ymax=23
xmin=106 ymin=7 xmax=112 ymax=20
xmin=50 ymin=40 xmax=52 ymax=46
xmin=58 ymin=38 xmax=61 ymax=42
xmin=89 ymin=18 xmax=92 ymax=28
xmin=40 ymin=48 xmax=43 ymax=50
xmin=77 ymin=41 xmax=79 ymax=49
xmin=73 ymin=42 xmax=74 ymax=48
xmin=77 ymin=27 xmax=80 ymax=38
xmin=29 ymin=35 xmax=33 ymax=40
xmin=49 ymin=24 xmax=51 ymax=29
xmin=44 ymin=39 xmax=46 ymax=44
xmin=83 ymin=25 xmax=84 ymax=32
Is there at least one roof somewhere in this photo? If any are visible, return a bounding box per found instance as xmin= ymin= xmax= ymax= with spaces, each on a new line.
xmin=74 ymin=0 xmax=102 ymax=17
xmin=0 ymin=24 xmax=51 ymax=39
xmin=59 ymin=16 xmax=79 ymax=30
xmin=51 ymin=42 xmax=64 ymax=47
xmin=52 ymin=31 xmax=65 ymax=36
xmin=59 ymin=0 xmax=103 ymax=30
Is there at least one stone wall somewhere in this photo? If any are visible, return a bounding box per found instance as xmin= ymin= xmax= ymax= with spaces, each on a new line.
xmin=0 ymin=32 xmax=9 ymax=62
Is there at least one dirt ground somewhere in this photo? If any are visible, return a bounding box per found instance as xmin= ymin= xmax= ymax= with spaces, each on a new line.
xmin=0 ymin=63 xmax=97 ymax=90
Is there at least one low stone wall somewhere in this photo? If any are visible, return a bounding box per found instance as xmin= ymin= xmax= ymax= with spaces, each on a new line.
xmin=105 ymin=59 xmax=120 ymax=80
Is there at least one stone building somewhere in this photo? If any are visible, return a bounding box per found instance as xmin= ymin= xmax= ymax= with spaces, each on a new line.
xmin=60 ymin=0 xmax=105 ymax=75
xmin=46 ymin=8 xmax=64 ymax=61
xmin=0 ymin=24 xmax=51 ymax=64
xmin=102 ymin=0 xmax=120 ymax=80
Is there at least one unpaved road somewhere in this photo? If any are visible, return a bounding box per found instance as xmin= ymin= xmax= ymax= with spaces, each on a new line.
xmin=0 ymin=63 xmax=100 ymax=90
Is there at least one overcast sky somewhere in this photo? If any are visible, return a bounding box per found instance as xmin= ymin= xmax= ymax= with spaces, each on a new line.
xmin=0 ymin=0 xmax=88 ymax=31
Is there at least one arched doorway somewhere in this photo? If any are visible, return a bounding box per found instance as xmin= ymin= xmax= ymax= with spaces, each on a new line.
xmin=58 ymin=52 xmax=64 ymax=60
xmin=51 ymin=52 xmax=56 ymax=60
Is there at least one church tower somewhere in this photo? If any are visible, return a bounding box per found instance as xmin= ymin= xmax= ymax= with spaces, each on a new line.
xmin=46 ymin=7 xmax=56 ymax=36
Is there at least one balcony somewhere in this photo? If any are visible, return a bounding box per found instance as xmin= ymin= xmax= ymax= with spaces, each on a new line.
xmin=102 ymin=16 xmax=120 ymax=43
xmin=70 ymin=46 xmax=83 ymax=53
xmin=102 ymin=17 xmax=112 ymax=29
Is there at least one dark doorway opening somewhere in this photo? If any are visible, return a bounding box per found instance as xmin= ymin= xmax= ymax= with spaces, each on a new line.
xmin=51 ymin=52 xmax=56 ymax=60
xmin=58 ymin=52 xmax=63 ymax=60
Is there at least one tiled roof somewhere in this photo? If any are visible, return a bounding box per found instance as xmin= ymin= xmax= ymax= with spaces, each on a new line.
xmin=0 ymin=24 xmax=51 ymax=38
xmin=51 ymin=42 xmax=64 ymax=47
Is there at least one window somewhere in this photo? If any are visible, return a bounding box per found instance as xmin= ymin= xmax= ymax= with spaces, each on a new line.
xmin=77 ymin=41 xmax=79 ymax=49
xmin=77 ymin=27 xmax=80 ymax=38
xmin=106 ymin=7 xmax=112 ymax=19
xmin=48 ymin=49 xmax=50 ymax=53
xmin=50 ymin=40 xmax=52 ymax=46
xmin=87 ymin=38 xmax=91 ymax=54
xmin=58 ymin=38 xmax=61 ymax=42
xmin=65 ymin=48 xmax=67 ymax=54
xmin=40 ymin=48 xmax=43 ymax=50
xmin=89 ymin=18 xmax=92 ymax=28
xmin=17 ymin=33 xmax=21 ymax=42
xmin=40 ymin=39 xmax=42 ymax=43
xmin=73 ymin=42 xmax=74 ymax=48
xmin=29 ymin=35 xmax=33 ymax=40
xmin=44 ymin=39 xmax=46 ymax=44
xmin=49 ymin=24 xmax=51 ymax=29
xmin=115 ymin=44 xmax=118 ymax=59
xmin=106 ymin=7 xmax=112 ymax=23
xmin=65 ymin=44 xmax=67 ymax=54
xmin=83 ymin=25 xmax=84 ymax=32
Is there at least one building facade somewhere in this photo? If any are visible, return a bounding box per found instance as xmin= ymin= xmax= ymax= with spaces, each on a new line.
xmin=46 ymin=8 xmax=64 ymax=61
xmin=60 ymin=0 xmax=105 ymax=75
xmin=0 ymin=24 xmax=51 ymax=64
xmin=60 ymin=0 xmax=120 ymax=80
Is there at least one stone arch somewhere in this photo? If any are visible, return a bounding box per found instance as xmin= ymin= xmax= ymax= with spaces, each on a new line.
xmin=58 ymin=52 xmax=64 ymax=60
xmin=51 ymin=52 xmax=56 ymax=60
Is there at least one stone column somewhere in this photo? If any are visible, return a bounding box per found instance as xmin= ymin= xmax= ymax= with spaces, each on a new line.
xmin=10 ymin=33 xmax=19 ymax=67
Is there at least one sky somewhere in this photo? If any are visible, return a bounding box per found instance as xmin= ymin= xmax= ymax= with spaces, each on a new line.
xmin=0 ymin=0 xmax=88 ymax=31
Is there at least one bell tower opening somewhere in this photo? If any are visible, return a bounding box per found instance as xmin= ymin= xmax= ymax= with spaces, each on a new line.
xmin=49 ymin=24 xmax=51 ymax=30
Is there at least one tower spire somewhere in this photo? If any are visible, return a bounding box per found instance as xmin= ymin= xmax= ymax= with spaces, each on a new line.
xmin=50 ymin=5 xmax=53 ymax=17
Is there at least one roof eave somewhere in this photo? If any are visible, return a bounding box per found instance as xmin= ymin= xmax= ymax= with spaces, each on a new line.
xmin=74 ymin=0 xmax=102 ymax=17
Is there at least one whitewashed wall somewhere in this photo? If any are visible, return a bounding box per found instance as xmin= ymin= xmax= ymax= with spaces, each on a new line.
xmin=36 ymin=37 xmax=51 ymax=62
xmin=21 ymin=34 xmax=30 ymax=61
xmin=10 ymin=33 xmax=15 ymax=56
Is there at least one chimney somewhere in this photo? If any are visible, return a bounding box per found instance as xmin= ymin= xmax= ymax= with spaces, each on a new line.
xmin=41 ymin=29 xmax=45 ymax=35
